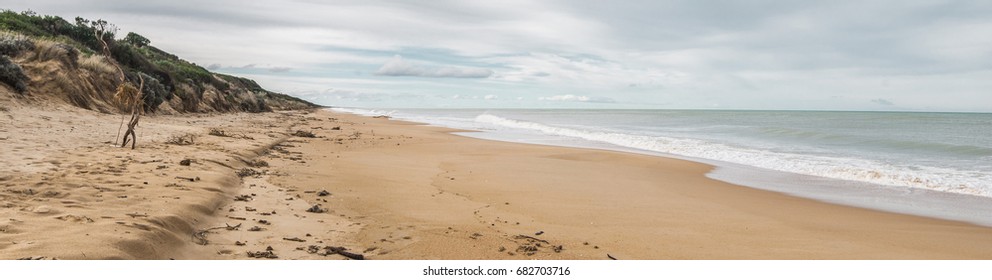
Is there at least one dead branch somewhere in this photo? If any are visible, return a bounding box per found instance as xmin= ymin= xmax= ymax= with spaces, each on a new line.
xmin=175 ymin=176 xmax=199 ymax=182
xmin=190 ymin=223 xmax=241 ymax=245
xmin=514 ymin=234 xmax=549 ymax=244
xmin=323 ymin=246 xmax=365 ymax=260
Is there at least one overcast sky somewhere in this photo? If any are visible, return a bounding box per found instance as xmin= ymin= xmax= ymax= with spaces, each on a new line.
xmin=6 ymin=0 xmax=992 ymax=111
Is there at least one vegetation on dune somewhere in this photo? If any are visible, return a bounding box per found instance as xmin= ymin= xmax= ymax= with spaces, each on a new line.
xmin=0 ymin=9 xmax=318 ymax=113
xmin=0 ymin=32 xmax=31 ymax=92
xmin=0 ymin=54 xmax=28 ymax=92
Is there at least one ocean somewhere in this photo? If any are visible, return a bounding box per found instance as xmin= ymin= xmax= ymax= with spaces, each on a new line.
xmin=331 ymin=108 xmax=992 ymax=226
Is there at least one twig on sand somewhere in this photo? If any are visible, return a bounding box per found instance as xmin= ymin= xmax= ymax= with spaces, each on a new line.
xmin=514 ymin=234 xmax=549 ymax=244
xmin=175 ymin=176 xmax=200 ymax=182
xmin=191 ymin=223 xmax=241 ymax=245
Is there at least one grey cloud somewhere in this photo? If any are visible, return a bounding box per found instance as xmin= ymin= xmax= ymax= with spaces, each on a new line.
xmin=206 ymin=63 xmax=221 ymax=70
xmin=565 ymin=1 xmax=992 ymax=74
xmin=374 ymin=55 xmax=493 ymax=78
xmin=295 ymin=88 xmax=385 ymax=102
xmin=222 ymin=64 xmax=291 ymax=72
xmin=871 ymin=98 xmax=894 ymax=106
xmin=539 ymin=95 xmax=615 ymax=103
xmin=9 ymin=0 xmax=990 ymax=111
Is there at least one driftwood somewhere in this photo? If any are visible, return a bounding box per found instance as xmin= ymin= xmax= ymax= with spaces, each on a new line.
xmin=607 ymin=254 xmax=617 ymax=260
xmin=323 ymin=246 xmax=364 ymax=260
xmin=191 ymin=223 xmax=241 ymax=245
xmin=175 ymin=176 xmax=199 ymax=182
xmin=514 ymin=234 xmax=549 ymax=244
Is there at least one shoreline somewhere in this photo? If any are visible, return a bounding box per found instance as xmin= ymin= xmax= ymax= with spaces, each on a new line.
xmin=242 ymin=110 xmax=992 ymax=259
xmin=339 ymin=108 xmax=992 ymax=228
xmin=2 ymin=106 xmax=992 ymax=259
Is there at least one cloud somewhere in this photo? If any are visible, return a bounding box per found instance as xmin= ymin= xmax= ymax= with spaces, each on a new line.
xmin=871 ymin=98 xmax=894 ymax=106
xmin=539 ymin=95 xmax=615 ymax=103
xmin=374 ymin=55 xmax=493 ymax=78
xmin=210 ymin=63 xmax=292 ymax=73
xmin=10 ymin=0 xmax=992 ymax=111
xmin=294 ymin=88 xmax=424 ymax=102
xmin=484 ymin=94 xmax=498 ymax=100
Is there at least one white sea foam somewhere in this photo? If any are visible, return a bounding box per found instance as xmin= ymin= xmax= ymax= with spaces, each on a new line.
xmin=473 ymin=114 xmax=992 ymax=197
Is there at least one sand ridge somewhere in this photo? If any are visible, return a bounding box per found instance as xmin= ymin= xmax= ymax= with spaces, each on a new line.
xmin=0 ymin=103 xmax=332 ymax=259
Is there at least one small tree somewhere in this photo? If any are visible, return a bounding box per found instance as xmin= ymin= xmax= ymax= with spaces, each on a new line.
xmin=123 ymin=32 xmax=149 ymax=47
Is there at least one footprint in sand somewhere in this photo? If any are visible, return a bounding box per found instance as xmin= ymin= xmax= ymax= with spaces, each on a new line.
xmin=27 ymin=205 xmax=59 ymax=215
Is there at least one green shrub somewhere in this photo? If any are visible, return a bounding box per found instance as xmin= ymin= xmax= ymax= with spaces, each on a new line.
xmin=0 ymin=55 xmax=28 ymax=93
xmin=0 ymin=32 xmax=33 ymax=56
xmin=122 ymin=32 xmax=149 ymax=47
xmin=0 ymin=10 xmax=48 ymax=36
xmin=135 ymin=71 xmax=169 ymax=111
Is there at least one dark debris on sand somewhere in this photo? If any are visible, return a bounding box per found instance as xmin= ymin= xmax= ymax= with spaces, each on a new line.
xmin=306 ymin=204 xmax=326 ymax=213
xmin=292 ymin=130 xmax=317 ymax=138
xmin=247 ymin=246 xmax=278 ymax=259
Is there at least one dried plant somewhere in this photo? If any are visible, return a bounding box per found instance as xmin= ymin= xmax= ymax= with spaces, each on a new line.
xmin=165 ymin=133 xmax=195 ymax=145
xmin=89 ymin=19 xmax=145 ymax=149
xmin=208 ymin=128 xmax=229 ymax=137
xmin=79 ymin=55 xmax=114 ymax=75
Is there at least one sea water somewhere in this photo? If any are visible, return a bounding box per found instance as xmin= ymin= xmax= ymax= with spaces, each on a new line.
xmin=331 ymin=108 xmax=992 ymax=226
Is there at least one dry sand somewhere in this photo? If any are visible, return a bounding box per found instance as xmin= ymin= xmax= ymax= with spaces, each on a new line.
xmin=2 ymin=104 xmax=992 ymax=259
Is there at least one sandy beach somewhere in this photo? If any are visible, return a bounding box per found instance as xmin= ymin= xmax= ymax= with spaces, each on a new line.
xmin=2 ymin=105 xmax=992 ymax=260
